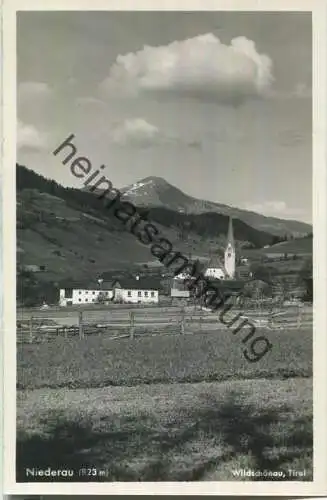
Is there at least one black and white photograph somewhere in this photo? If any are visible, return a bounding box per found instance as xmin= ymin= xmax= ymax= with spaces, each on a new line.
xmin=2 ymin=0 xmax=327 ymax=496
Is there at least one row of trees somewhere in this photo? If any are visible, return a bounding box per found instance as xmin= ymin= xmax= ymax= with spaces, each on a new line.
xmin=17 ymin=270 xmax=58 ymax=307
xmin=270 ymin=232 xmax=313 ymax=245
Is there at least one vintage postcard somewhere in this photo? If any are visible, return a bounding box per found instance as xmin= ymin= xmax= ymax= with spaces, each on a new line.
xmin=2 ymin=0 xmax=327 ymax=496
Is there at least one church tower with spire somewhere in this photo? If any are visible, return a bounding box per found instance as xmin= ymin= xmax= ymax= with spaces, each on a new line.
xmin=224 ymin=217 xmax=236 ymax=279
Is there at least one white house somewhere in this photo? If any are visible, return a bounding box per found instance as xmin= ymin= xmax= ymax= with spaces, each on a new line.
xmin=59 ymin=281 xmax=116 ymax=306
xmin=59 ymin=277 xmax=160 ymax=306
xmin=170 ymin=274 xmax=193 ymax=298
xmin=113 ymin=277 xmax=159 ymax=304
xmin=204 ymin=255 xmax=226 ymax=280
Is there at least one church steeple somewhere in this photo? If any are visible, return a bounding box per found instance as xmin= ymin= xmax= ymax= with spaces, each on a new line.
xmin=227 ymin=216 xmax=235 ymax=247
xmin=224 ymin=217 xmax=236 ymax=279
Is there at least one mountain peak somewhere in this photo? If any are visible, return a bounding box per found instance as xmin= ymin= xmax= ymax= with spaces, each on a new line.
xmin=123 ymin=176 xmax=170 ymax=193
xmin=121 ymin=174 xmax=311 ymax=236
xmin=139 ymin=176 xmax=167 ymax=185
xmin=122 ymin=176 xmax=172 ymax=200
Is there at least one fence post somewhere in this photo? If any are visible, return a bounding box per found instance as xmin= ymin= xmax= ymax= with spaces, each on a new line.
xmin=180 ymin=307 xmax=185 ymax=335
xmin=29 ymin=316 xmax=33 ymax=344
xmin=78 ymin=311 xmax=84 ymax=339
xmin=129 ymin=311 xmax=135 ymax=339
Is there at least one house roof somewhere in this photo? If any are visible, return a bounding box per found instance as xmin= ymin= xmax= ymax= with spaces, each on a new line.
xmin=100 ymin=280 xmax=119 ymax=289
xmin=205 ymin=255 xmax=225 ymax=270
xmin=60 ymin=280 xmax=118 ymax=290
xmin=118 ymin=277 xmax=160 ymax=290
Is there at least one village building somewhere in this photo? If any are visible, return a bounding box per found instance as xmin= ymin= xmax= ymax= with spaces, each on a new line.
xmin=236 ymin=264 xmax=253 ymax=280
xmin=59 ymin=280 xmax=117 ymax=306
xmin=59 ymin=276 xmax=160 ymax=306
xmin=204 ymin=255 xmax=226 ymax=280
xmin=113 ymin=277 xmax=159 ymax=304
xmin=170 ymin=276 xmax=192 ymax=299
xmin=170 ymin=217 xmax=249 ymax=301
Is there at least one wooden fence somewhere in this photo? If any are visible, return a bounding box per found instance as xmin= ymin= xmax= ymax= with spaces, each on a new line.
xmin=16 ymin=304 xmax=313 ymax=344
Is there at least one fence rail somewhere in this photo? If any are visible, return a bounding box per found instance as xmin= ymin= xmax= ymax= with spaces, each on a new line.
xmin=16 ymin=304 xmax=313 ymax=344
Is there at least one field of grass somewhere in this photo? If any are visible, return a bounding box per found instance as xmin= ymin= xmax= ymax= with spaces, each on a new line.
xmin=17 ymin=328 xmax=312 ymax=390
xmin=17 ymin=326 xmax=313 ymax=481
xmin=16 ymin=377 xmax=313 ymax=481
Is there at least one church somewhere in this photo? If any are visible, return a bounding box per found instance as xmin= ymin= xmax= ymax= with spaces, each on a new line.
xmin=204 ymin=216 xmax=236 ymax=280
xmin=171 ymin=216 xmax=247 ymax=300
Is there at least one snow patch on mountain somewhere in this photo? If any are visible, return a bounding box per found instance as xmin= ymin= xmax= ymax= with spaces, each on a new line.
xmin=123 ymin=179 xmax=158 ymax=196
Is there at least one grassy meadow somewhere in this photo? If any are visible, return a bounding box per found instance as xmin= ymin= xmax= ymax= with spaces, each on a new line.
xmin=17 ymin=378 xmax=312 ymax=481
xmin=17 ymin=328 xmax=313 ymax=481
xmin=17 ymin=328 xmax=312 ymax=389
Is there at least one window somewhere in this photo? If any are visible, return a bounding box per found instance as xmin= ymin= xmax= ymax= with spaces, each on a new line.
xmin=92 ymin=299 xmax=95 ymax=302
xmin=79 ymin=291 xmax=82 ymax=294
xmin=85 ymin=299 xmax=88 ymax=302
xmin=138 ymin=291 xmax=142 ymax=297
xmin=127 ymin=291 xmax=132 ymax=297
xmin=151 ymin=291 xmax=155 ymax=297
xmin=93 ymin=291 xmax=95 ymax=295
xmin=78 ymin=298 xmax=81 ymax=302
xmin=85 ymin=291 xmax=88 ymax=294
xmin=144 ymin=291 xmax=148 ymax=297
xmin=65 ymin=288 xmax=73 ymax=298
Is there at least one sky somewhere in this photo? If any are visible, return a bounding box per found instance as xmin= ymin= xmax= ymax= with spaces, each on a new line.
xmin=17 ymin=11 xmax=312 ymax=223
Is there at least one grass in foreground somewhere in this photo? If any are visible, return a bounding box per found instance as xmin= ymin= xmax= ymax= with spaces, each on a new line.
xmin=17 ymin=328 xmax=312 ymax=389
xmin=17 ymin=378 xmax=312 ymax=481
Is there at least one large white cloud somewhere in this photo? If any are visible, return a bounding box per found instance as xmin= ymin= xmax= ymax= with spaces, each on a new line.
xmin=17 ymin=121 xmax=48 ymax=151
xmin=101 ymin=33 xmax=274 ymax=104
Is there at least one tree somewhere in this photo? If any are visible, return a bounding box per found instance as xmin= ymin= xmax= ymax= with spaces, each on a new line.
xmin=298 ymin=258 xmax=313 ymax=301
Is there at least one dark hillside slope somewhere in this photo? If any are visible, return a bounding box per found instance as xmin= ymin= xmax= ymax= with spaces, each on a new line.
xmin=17 ymin=164 xmax=277 ymax=304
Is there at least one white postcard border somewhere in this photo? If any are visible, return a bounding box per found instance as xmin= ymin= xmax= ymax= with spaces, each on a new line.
xmin=2 ymin=0 xmax=327 ymax=495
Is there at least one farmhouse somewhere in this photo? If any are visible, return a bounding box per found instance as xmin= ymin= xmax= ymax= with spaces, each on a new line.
xmin=59 ymin=280 xmax=116 ymax=306
xmin=59 ymin=276 xmax=160 ymax=306
xmin=113 ymin=277 xmax=159 ymax=304
xmin=236 ymin=264 xmax=253 ymax=280
xmin=171 ymin=276 xmax=191 ymax=298
xmin=204 ymin=255 xmax=226 ymax=280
